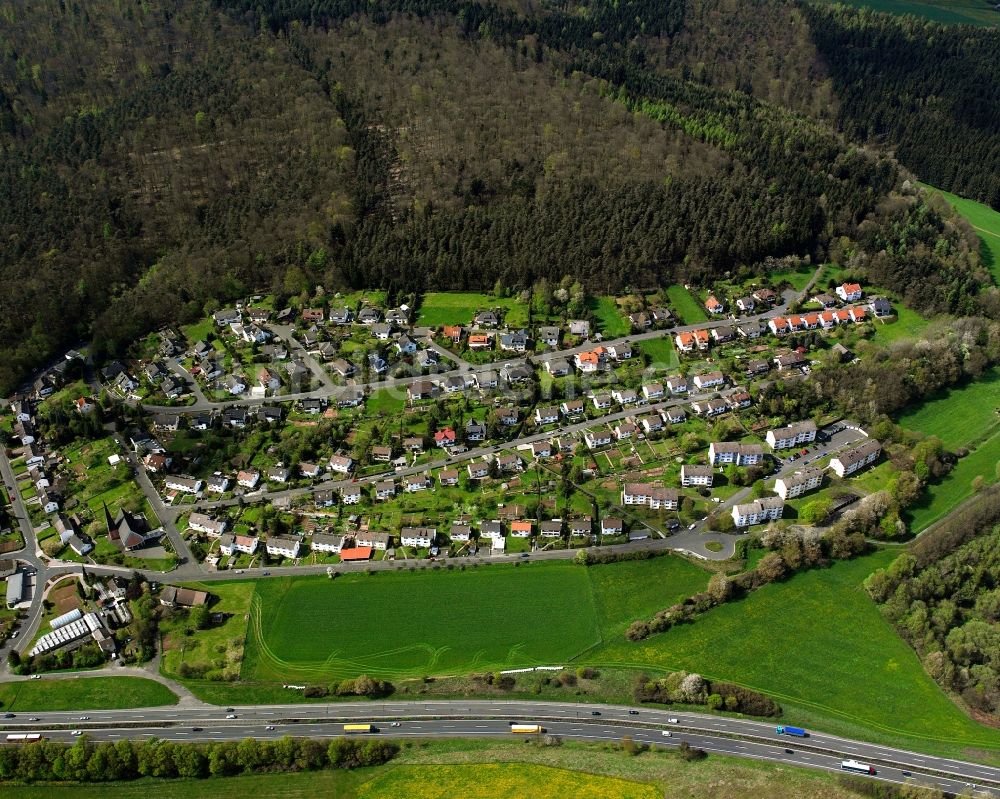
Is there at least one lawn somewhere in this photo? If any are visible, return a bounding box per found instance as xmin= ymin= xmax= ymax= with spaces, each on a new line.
xmin=242 ymin=562 xmax=602 ymax=681
xmin=870 ymin=304 xmax=930 ymax=344
xmin=897 ymin=367 xmax=1000 ymax=449
xmin=0 ymin=677 xmax=178 ymax=711
xmin=366 ymin=388 xmax=407 ymax=416
xmin=417 ymin=292 xmax=528 ymax=327
xmin=357 ymin=763 xmax=658 ymax=799
xmin=587 ymin=296 xmax=630 ymax=337
xmin=588 ymin=549 xmax=1000 ymax=750
xmin=922 ymin=183 xmax=1000 ymax=282
xmin=665 ymin=285 xmax=708 ymax=325
xmin=769 ymin=265 xmax=816 ymax=292
xmin=639 ymin=338 xmax=679 ymax=370
xmin=813 ymin=0 xmax=1000 ymax=26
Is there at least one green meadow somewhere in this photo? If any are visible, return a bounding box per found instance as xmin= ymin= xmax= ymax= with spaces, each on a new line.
xmin=814 ymin=0 xmax=1000 ymax=27
xmin=665 ymin=285 xmax=708 ymax=325
xmin=0 ymin=677 xmax=177 ymax=711
xmin=416 ymin=292 xmax=528 ymax=327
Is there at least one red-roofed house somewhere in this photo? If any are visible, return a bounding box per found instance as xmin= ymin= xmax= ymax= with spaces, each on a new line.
xmin=339 ymin=546 xmax=374 ymax=562
xmin=836 ymin=283 xmax=863 ymax=302
xmin=434 ymin=427 xmax=457 ymax=447
xmin=705 ymin=296 xmax=725 ymax=314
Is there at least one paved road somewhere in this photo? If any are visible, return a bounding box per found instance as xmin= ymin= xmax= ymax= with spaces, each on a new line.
xmin=1 ymin=698 xmax=997 ymax=794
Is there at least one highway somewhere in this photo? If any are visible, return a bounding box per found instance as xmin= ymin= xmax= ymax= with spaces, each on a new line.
xmin=2 ymin=699 xmax=998 ymax=795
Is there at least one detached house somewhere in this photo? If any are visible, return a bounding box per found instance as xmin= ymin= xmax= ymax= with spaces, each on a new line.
xmin=836 ymin=283 xmax=863 ymax=302
xmin=705 ymin=296 xmax=725 ymax=315
xmin=584 ymin=429 xmax=613 ymax=449
xmin=328 ymin=455 xmax=354 ymax=474
xmin=266 ymin=536 xmax=301 ymax=559
xmin=693 ymin=371 xmax=725 ymax=390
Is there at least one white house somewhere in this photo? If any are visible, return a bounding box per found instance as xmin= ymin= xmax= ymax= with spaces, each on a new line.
xmin=830 ymin=439 xmax=882 ymax=477
xmin=774 ymin=467 xmax=824 ymax=500
xmin=400 ymin=527 xmax=436 ymax=547
xmin=765 ymin=420 xmax=817 ymax=450
xmin=265 ymin=536 xmax=301 ymax=559
xmin=680 ymin=464 xmax=713 ymax=487
xmin=708 ymin=442 xmax=764 ymax=466
xmin=836 ymin=282 xmax=863 ymax=302
xmin=731 ymin=496 xmax=784 ymax=527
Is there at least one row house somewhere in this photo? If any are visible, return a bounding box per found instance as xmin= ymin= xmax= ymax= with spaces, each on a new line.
xmin=220 ymin=534 xmax=259 ymax=556
xmin=400 ymin=527 xmax=436 ymax=547
xmin=621 ymin=483 xmax=679 ymax=510
xmin=675 ymin=330 xmax=710 ymax=352
xmin=691 ymin=398 xmax=730 ymax=417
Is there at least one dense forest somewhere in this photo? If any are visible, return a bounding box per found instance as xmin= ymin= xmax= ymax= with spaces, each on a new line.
xmin=0 ymin=0 xmax=997 ymax=393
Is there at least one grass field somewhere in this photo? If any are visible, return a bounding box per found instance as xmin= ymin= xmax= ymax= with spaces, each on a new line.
xmin=357 ymin=763 xmax=657 ymax=799
xmin=242 ymin=563 xmax=602 ymax=680
xmin=665 ymin=285 xmax=708 ymax=325
xmin=639 ymin=338 xmax=679 ymax=370
xmin=922 ymin=183 xmax=1000 ymax=282
xmin=897 ymin=367 xmax=1000 ymax=449
xmin=366 ymin=388 xmax=407 ymax=416
xmin=814 ymin=0 xmax=1000 ymax=26
xmin=0 ymin=677 xmax=177 ymax=711
xmin=587 ymin=296 xmax=630 ymax=337
xmin=417 ymin=292 xmax=528 ymax=327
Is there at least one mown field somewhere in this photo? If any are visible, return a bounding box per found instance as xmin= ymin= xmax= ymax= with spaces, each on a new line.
xmin=242 ymin=563 xmax=602 ymax=681
xmin=416 ymin=292 xmax=528 ymax=327
xmin=1 ymin=740 xmax=892 ymax=799
xmin=665 ymin=285 xmax=708 ymax=324
xmin=813 ymin=0 xmax=1000 ymax=27
xmin=0 ymin=677 xmax=178 ymax=711
xmin=922 ymin=183 xmax=1000 ymax=282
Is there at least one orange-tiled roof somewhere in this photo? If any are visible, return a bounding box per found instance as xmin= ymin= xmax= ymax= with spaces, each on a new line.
xmin=340 ymin=546 xmax=373 ymax=561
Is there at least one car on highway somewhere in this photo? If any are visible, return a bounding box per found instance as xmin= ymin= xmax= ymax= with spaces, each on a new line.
xmin=784 ymin=749 xmax=794 ymax=754
xmin=661 ymin=731 xmax=672 ymax=737
xmin=262 ymin=571 xmax=270 ymax=576
xmin=71 ymin=730 xmax=82 ymax=736
xmin=226 ymin=714 xmax=237 ymax=719
xmin=265 ymin=725 xmax=275 ymax=731
xmin=391 ymin=722 xmax=401 ymax=727
xmin=666 ymin=718 xmax=679 ymax=724
xmin=192 ymin=727 xmax=203 ymax=732
xmin=3 ymin=713 xmax=15 ymax=718
xmin=29 ymin=675 xmax=41 ymax=680
xmin=77 ymin=716 xmax=90 ymax=721
xmin=687 ymin=523 xmax=696 ymax=530
xmin=226 ymin=707 xmax=235 ymax=712
xmin=28 ymin=717 xmax=39 ymax=722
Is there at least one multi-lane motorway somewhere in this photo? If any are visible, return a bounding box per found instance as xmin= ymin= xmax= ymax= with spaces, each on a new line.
xmin=2 ymin=699 xmax=998 ymax=794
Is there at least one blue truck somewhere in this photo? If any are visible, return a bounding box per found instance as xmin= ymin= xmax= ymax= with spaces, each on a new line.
xmin=776 ymin=725 xmax=808 ymax=737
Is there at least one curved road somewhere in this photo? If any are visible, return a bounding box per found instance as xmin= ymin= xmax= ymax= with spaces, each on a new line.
xmin=1 ymin=698 xmax=997 ymax=795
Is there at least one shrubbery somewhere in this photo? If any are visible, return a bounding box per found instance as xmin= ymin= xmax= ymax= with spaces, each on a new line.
xmin=632 ymin=671 xmax=780 ymax=718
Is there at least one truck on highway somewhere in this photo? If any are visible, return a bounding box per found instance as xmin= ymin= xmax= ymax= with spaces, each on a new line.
xmin=840 ymin=760 xmax=876 ymax=775
xmin=343 ymin=723 xmax=376 ymax=734
xmin=510 ymin=724 xmax=544 ymax=734
xmin=5 ymin=734 xmax=43 ymax=743
xmin=775 ymin=725 xmax=808 ymax=737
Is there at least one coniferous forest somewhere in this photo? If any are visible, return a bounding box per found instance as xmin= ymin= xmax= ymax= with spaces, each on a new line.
xmin=0 ymin=0 xmax=997 ymax=393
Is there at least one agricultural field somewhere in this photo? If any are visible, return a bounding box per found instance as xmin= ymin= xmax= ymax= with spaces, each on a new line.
xmin=357 ymin=763 xmax=657 ymax=799
xmin=922 ymin=183 xmax=1000 ymax=282
xmin=813 ymin=0 xmax=1000 ymax=26
xmin=665 ymin=285 xmax=708 ymax=325
xmin=0 ymin=677 xmax=177 ymax=711
xmin=417 ymin=292 xmax=528 ymax=327
xmin=242 ymin=562 xmax=602 ymax=681
xmin=587 ymin=296 xmax=630 ymax=337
